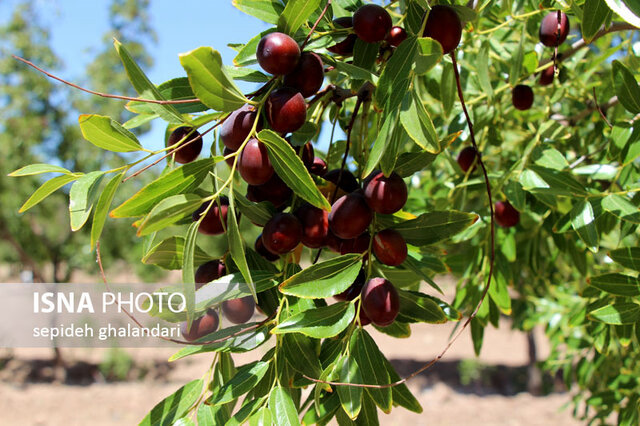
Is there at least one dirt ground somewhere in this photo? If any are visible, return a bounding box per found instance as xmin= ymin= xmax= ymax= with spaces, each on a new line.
xmin=0 ymin=318 xmax=583 ymax=425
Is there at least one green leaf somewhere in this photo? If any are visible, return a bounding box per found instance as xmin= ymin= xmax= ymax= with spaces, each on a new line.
xmin=520 ymin=166 xmax=587 ymax=197
xmin=392 ymin=210 xmax=478 ymax=246
xmin=440 ymin=63 xmax=456 ymax=116
xmin=335 ymin=61 xmax=379 ymax=84
xmin=503 ymin=181 xmax=526 ymax=212
xmin=414 ymin=37 xmax=443 ymax=75
xmin=227 ymin=194 xmax=255 ymax=297
xmin=269 ymin=386 xmax=301 ymax=426
xmin=532 ymin=146 xmax=569 ymax=170
xmin=612 ymin=60 xmax=640 ymax=114
xmin=127 ymin=77 xmax=208 ymax=114
xmin=396 ymin=289 xmax=448 ymax=323
xmin=233 ymin=30 xmax=273 ymax=67
xmin=138 ymin=194 xmax=202 ymax=236
xmin=78 ymin=114 xmax=143 ymax=152
xmin=170 ymin=325 xmax=271 ymax=360
xmin=588 ymin=273 xmax=640 ymax=296
xmin=182 ymin=221 xmax=199 ymax=328
xmin=589 ymin=303 xmax=640 ymax=325
xmin=476 ymin=41 xmax=493 ymax=100
xmin=69 ymin=171 xmax=104 ymax=231
xmin=179 ymin=47 xmax=249 ymax=112
xmin=609 ymin=247 xmax=640 ymax=271
xmin=603 ymin=0 xmax=640 ymax=27
xmin=209 ymin=361 xmax=270 ymax=406
xmin=281 ymin=333 xmax=323 ymax=378
xmin=233 ymin=0 xmax=284 ymax=24
xmin=375 ymin=36 xmax=418 ymax=110
xmin=570 ymin=201 xmax=599 ymax=252
xmin=113 ymin=39 xmax=184 ymax=124
xmin=226 ymin=397 xmax=267 ymax=426
xmin=279 ymin=254 xmax=362 ymax=298
xmin=602 ymin=194 xmax=640 ymax=223
xmin=225 ymin=66 xmax=270 ymax=83
xmin=583 ymin=0 xmax=611 ymax=43
xmin=111 ymin=158 xmax=216 ymax=218
xmin=350 ymin=328 xmax=392 ymax=413
xmin=258 ymin=130 xmax=331 ymax=210
xmin=139 ymin=379 xmax=203 ymax=426
xmin=278 ymin=0 xmax=321 ymax=35
xmin=337 ymin=356 xmax=363 ymax=419
xmin=249 ymin=407 xmax=272 ymax=426
xmin=142 ymin=236 xmax=210 ymax=270
xmin=380 ymin=355 xmax=422 ymax=414
xmin=91 ymin=171 xmax=124 ymax=248
xmin=273 ymin=302 xmax=355 ymax=338
xmin=509 ymin=26 xmax=525 ymax=85
xmin=19 ymin=173 xmax=80 ymax=213
xmin=363 ymin=110 xmax=398 ymax=177
xmin=373 ymin=321 xmax=411 ymax=338
xmin=400 ymin=90 xmax=439 ymax=153
xmin=9 ymin=163 xmax=71 ymax=177
xmin=233 ymin=189 xmax=277 ymax=226
xmin=394 ymin=150 xmax=437 ymax=177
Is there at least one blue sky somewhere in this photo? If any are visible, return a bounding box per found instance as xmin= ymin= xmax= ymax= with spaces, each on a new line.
xmin=1 ymin=1 xmax=343 ymax=154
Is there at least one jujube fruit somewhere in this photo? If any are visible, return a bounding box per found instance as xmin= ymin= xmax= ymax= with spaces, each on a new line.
xmin=361 ymin=277 xmax=400 ymax=327
xmin=539 ymin=12 xmax=570 ymax=47
xmin=335 ymin=268 xmax=366 ymax=301
xmin=255 ymin=234 xmax=280 ymax=261
xmin=539 ymin=65 xmax=555 ymax=86
xmin=294 ymin=203 xmax=329 ymax=249
xmin=223 ymin=147 xmax=235 ymax=167
xmin=265 ymin=88 xmax=307 ymax=134
xmin=495 ymin=201 xmax=520 ymax=228
xmin=239 ymin=138 xmax=274 ymax=185
xmin=353 ymin=4 xmax=392 ymax=43
xmin=222 ymin=296 xmax=255 ymax=324
xmin=386 ymin=26 xmax=407 ymax=47
xmin=339 ymin=232 xmax=370 ymax=255
xmin=328 ymin=192 xmax=373 ymax=239
xmin=220 ymin=105 xmax=261 ymax=151
xmin=324 ymin=169 xmax=360 ymax=193
xmin=195 ymin=260 xmax=226 ymax=288
xmin=246 ymin=174 xmax=292 ymax=209
xmin=363 ymin=171 xmax=408 ymax=214
xmin=328 ymin=17 xmax=357 ymax=56
xmin=262 ymin=213 xmax=303 ymax=254
xmin=457 ymin=146 xmax=478 ymax=173
xmin=180 ymin=309 xmax=219 ymax=342
xmin=293 ymin=141 xmax=314 ymax=170
xmin=512 ymin=85 xmax=534 ymax=111
xmin=310 ymin=157 xmax=328 ymax=176
xmin=283 ymin=52 xmax=324 ymax=98
xmin=423 ymin=5 xmax=462 ymax=54
xmin=192 ymin=197 xmax=229 ymax=235
xmin=167 ymin=126 xmax=203 ymax=164
xmin=256 ymin=32 xmax=300 ymax=75
xmin=373 ymin=229 xmax=407 ymax=266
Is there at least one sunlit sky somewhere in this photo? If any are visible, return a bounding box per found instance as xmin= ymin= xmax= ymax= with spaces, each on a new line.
xmin=1 ymin=1 xmax=343 ymax=154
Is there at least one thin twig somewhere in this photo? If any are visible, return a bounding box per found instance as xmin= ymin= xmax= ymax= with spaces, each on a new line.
xmin=12 ymin=55 xmax=201 ymax=105
xmin=592 ymin=88 xmax=613 ymax=129
xmin=302 ymin=0 xmax=332 ymax=49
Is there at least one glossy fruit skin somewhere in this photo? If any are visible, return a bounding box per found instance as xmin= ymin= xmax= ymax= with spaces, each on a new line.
xmin=512 ymin=85 xmax=534 ymax=111
xmin=324 ymin=230 xmax=343 ymax=253
xmin=283 ymin=52 xmax=324 ymax=98
xmin=265 ymin=88 xmax=307 ymax=134
xmin=353 ymin=4 xmax=392 ymax=43
xmin=495 ymin=201 xmax=520 ymax=228
xmin=256 ymin=32 xmax=301 ymax=75
xmin=195 ymin=260 xmax=226 ymax=288
xmin=192 ymin=197 xmax=229 ymax=235
xmin=223 ymin=147 xmax=236 ymax=167
xmin=328 ymin=17 xmax=357 ymax=56
xmin=181 ymin=309 xmax=219 ymax=342
xmin=335 ymin=268 xmax=366 ymax=301
xmin=262 ymin=213 xmax=303 ymax=254
xmin=359 ymin=307 xmax=372 ymax=326
xmin=329 ymin=192 xmax=373 ymax=239
xmin=361 ymin=278 xmax=399 ymax=327
xmin=294 ymin=204 xmax=329 ymax=249
xmin=373 ymin=229 xmax=407 ymax=266
xmin=220 ymin=105 xmax=261 ymax=151
xmin=539 ymin=65 xmax=555 ymax=86
xmin=255 ymin=234 xmax=280 ymax=261
xmin=246 ymin=174 xmax=292 ymax=209
xmin=457 ymin=146 xmax=478 ymax=173
xmin=386 ymin=26 xmax=407 ymax=47
xmin=239 ymin=138 xmax=274 ymax=185
xmin=167 ymin=127 xmax=203 ymax=164
xmin=293 ymin=141 xmax=314 ymax=169
xmin=339 ymin=232 xmax=370 ymax=255
xmin=310 ymin=157 xmax=328 ymax=176
xmin=363 ymin=171 xmax=408 ymax=214
xmin=539 ymin=12 xmax=570 ymax=47
xmin=423 ymin=5 xmax=462 ymax=54
xmin=324 ymin=169 xmax=360 ymax=193
xmin=222 ymin=296 xmax=255 ymax=324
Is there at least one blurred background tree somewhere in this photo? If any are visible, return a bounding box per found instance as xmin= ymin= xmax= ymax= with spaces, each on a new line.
xmin=0 ymin=0 xmax=162 ymax=283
